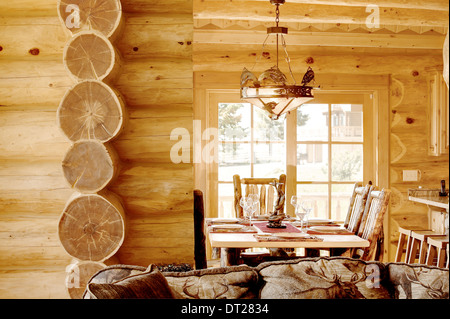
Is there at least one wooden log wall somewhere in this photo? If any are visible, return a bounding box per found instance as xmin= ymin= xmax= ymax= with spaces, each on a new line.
xmin=0 ymin=0 xmax=193 ymax=298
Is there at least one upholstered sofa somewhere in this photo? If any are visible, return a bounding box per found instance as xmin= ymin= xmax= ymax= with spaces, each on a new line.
xmin=83 ymin=256 xmax=449 ymax=299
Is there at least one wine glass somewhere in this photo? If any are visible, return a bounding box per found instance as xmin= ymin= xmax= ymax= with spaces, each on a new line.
xmin=249 ymin=194 xmax=260 ymax=217
xmin=299 ymin=199 xmax=314 ymax=232
xmin=290 ymin=196 xmax=299 ymax=211
xmin=240 ymin=196 xmax=255 ymax=226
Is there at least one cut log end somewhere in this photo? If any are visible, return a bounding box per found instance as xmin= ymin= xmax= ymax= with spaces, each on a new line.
xmin=58 ymin=80 xmax=126 ymax=143
xmin=57 ymin=0 xmax=123 ymax=39
xmin=65 ymin=260 xmax=106 ymax=299
xmin=63 ymin=31 xmax=120 ymax=82
xmin=62 ymin=140 xmax=119 ymax=193
xmin=59 ymin=192 xmax=126 ymax=262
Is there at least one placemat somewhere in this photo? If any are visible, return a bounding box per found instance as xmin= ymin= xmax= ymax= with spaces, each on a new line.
xmin=306 ymin=229 xmax=354 ymax=236
xmin=208 ymin=225 xmax=257 ymax=233
xmin=253 ymin=221 xmax=300 ymax=233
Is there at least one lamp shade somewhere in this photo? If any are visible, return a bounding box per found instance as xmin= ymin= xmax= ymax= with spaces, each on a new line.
xmin=241 ymin=85 xmax=314 ymax=119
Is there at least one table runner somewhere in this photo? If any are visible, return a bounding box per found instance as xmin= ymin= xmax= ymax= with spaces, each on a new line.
xmin=253 ymin=221 xmax=300 ymax=233
xmin=253 ymin=234 xmax=324 ymax=242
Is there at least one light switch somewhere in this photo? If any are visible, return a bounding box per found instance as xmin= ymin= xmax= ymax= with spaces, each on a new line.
xmin=403 ymin=170 xmax=419 ymax=182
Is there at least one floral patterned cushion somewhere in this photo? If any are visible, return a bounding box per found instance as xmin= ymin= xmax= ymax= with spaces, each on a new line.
xmin=386 ymin=263 xmax=449 ymax=299
xmin=257 ymin=257 xmax=392 ymax=299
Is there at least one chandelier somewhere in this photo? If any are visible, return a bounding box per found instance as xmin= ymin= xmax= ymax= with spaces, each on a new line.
xmin=240 ymin=0 xmax=318 ymax=120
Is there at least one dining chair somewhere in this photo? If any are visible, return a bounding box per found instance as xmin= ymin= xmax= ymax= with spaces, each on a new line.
xmin=233 ymin=174 xmax=295 ymax=265
xmin=193 ymin=189 xmax=208 ymax=269
xmin=352 ymin=188 xmax=391 ymax=261
xmin=233 ymin=174 xmax=286 ymax=218
xmin=343 ymin=181 xmax=374 ymax=234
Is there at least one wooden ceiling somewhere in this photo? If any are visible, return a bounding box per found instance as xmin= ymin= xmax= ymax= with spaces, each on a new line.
xmin=193 ymin=0 xmax=449 ymax=51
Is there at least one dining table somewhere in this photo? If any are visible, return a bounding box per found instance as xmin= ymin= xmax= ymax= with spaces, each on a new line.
xmin=206 ymin=217 xmax=370 ymax=266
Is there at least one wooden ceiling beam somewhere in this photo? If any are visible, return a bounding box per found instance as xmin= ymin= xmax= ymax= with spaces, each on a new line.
xmin=193 ymin=0 xmax=449 ymax=27
xmin=196 ymin=0 xmax=449 ymax=11
xmin=194 ymin=29 xmax=445 ymax=50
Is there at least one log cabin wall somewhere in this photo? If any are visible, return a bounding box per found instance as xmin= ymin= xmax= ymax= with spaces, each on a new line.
xmin=0 ymin=0 xmax=193 ymax=298
xmin=193 ymin=0 xmax=449 ymax=262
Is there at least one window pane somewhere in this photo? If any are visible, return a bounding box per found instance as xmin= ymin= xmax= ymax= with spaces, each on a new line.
xmin=297 ymin=104 xmax=328 ymax=141
xmin=218 ymin=103 xmax=250 ymax=141
xmin=331 ymin=144 xmax=363 ymax=181
xmin=218 ymin=183 xmax=235 ymax=218
xmin=331 ymin=184 xmax=356 ymax=221
xmin=331 ymin=104 xmax=363 ymax=142
xmin=254 ymin=142 xmax=286 ymax=178
xmin=218 ymin=143 xmax=250 ymax=181
xmin=296 ymin=184 xmax=328 ymax=219
xmin=297 ymin=144 xmax=328 ymax=181
xmin=254 ymin=107 xmax=285 ymax=141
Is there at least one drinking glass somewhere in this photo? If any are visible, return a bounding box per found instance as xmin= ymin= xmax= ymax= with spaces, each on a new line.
xmin=299 ymin=199 xmax=314 ymax=232
xmin=240 ymin=196 xmax=256 ymax=226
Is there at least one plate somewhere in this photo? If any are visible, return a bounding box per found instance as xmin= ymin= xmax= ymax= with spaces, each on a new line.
xmin=308 ymin=218 xmax=334 ymax=225
xmin=210 ymin=218 xmax=239 ymax=224
xmin=310 ymin=226 xmax=343 ymax=232
xmin=253 ymin=215 xmax=270 ymax=220
xmin=211 ymin=224 xmax=244 ymax=230
xmin=273 ymin=232 xmax=309 ymax=239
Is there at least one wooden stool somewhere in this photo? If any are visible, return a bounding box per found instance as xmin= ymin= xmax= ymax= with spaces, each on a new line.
xmin=395 ymin=226 xmax=429 ymax=262
xmin=425 ymin=235 xmax=449 ymax=268
xmin=407 ymin=230 xmax=442 ymax=264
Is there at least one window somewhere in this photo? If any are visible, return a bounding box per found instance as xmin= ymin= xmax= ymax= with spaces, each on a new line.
xmin=217 ymin=102 xmax=286 ymax=218
xmin=296 ymin=96 xmax=367 ymax=221
xmin=209 ymin=91 xmax=374 ymax=222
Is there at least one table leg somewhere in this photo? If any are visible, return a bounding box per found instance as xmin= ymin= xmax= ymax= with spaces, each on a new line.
xmin=305 ymin=248 xmax=320 ymax=257
xmin=220 ymin=248 xmax=241 ymax=266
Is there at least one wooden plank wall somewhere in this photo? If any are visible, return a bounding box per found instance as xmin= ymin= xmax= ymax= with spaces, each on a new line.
xmin=0 ymin=0 xmax=194 ymax=298
xmin=193 ymin=35 xmax=449 ymax=262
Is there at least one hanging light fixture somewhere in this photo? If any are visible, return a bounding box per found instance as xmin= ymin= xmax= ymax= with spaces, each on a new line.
xmin=240 ymin=0 xmax=319 ymax=120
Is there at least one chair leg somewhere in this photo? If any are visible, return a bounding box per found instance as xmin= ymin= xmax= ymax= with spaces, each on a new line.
xmin=426 ymin=245 xmax=436 ymax=266
xmin=418 ymin=240 xmax=429 ymax=264
xmin=437 ymin=248 xmax=446 ymax=268
xmin=407 ymin=238 xmax=419 ymax=264
xmin=395 ymin=233 xmax=407 ymax=262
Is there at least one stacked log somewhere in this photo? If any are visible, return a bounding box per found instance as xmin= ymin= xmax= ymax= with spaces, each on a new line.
xmin=56 ymin=0 xmax=126 ymax=299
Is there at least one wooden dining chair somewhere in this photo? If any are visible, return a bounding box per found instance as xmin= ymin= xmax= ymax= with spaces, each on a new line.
xmin=233 ymin=174 xmax=293 ymax=265
xmin=343 ymin=182 xmax=374 ymax=234
xmin=233 ymin=174 xmax=286 ymax=218
xmin=352 ymin=188 xmax=391 ymax=261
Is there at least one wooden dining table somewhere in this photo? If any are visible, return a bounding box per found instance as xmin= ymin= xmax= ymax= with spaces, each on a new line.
xmin=207 ymin=218 xmax=370 ymax=266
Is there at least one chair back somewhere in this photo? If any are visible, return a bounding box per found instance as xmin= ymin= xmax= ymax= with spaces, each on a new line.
xmin=193 ymin=189 xmax=207 ymax=269
xmin=344 ymin=182 xmax=373 ymax=233
xmin=233 ymin=174 xmax=286 ymax=218
xmin=355 ymin=188 xmax=391 ymax=261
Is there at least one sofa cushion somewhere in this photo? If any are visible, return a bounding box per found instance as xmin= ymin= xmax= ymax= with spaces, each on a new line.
xmin=87 ymin=264 xmax=177 ymax=299
xmin=386 ymin=263 xmax=449 ymax=299
xmin=83 ymin=264 xmax=147 ymax=299
xmin=163 ymin=265 xmax=259 ymax=299
xmin=257 ymin=257 xmax=392 ymax=299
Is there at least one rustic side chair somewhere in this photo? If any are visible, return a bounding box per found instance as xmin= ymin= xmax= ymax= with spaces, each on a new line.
xmin=354 ymin=188 xmax=391 ymax=261
xmin=343 ymin=181 xmax=374 ymax=234
xmin=232 ymin=174 xmax=286 ymax=218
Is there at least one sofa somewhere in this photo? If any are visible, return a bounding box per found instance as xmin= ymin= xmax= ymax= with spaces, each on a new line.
xmin=83 ymin=256 xmax=449 ymax=299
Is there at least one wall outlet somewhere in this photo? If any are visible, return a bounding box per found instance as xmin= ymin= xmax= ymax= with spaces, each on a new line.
xmin=403 ymin=170 xmax=419 ymax=182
